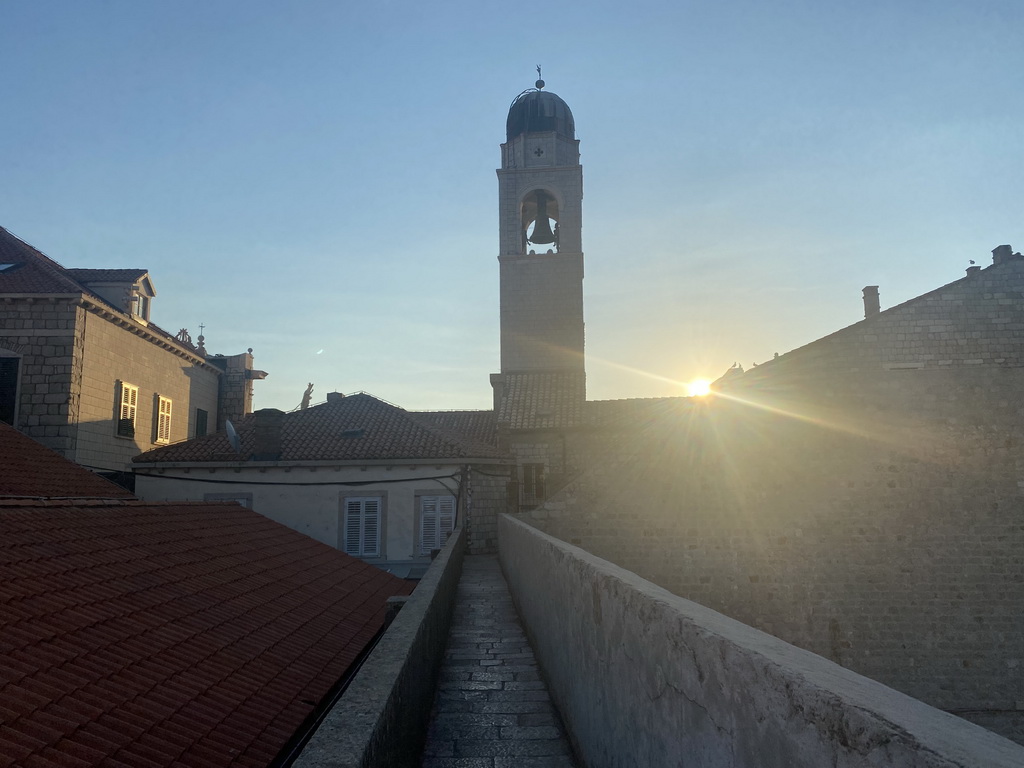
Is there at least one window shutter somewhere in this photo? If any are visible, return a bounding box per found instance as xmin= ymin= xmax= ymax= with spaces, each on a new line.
xmin=363 ymin=498 xmax=381 ymax=556
xmin=344 ymin=499 xmax=363 ymax=556
xmin=439 ymin=496 xmax=456 ymax=540
xmin=157 ymin=397 xmax=172 ymax=442
xmin=420 ymin=495 xmax=455 ymax=554
xmin=118 ymin=383 xmax=138 ymax=437
xmin=344 ymin=497 xmax=382 ymax=557
xmin=420 ymin=496 xmax=439 ymax=553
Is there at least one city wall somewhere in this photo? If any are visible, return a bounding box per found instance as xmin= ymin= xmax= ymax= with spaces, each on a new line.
xmin=499 ymin=514 xmax=1024 ymax=768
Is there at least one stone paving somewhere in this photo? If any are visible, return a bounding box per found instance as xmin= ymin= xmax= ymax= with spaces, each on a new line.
xmin=420 ymin=554 xmax=577 ymax=768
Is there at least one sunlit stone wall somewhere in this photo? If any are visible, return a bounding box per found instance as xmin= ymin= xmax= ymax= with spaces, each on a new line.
xmin=518 ymin=255 xmax=1024 ymax=744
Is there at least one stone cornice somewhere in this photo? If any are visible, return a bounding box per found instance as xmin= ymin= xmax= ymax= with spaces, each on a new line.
xmin=0 ymin=292 xmax=216 ymax=371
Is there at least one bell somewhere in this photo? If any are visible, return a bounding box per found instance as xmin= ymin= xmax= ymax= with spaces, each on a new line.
xmin=528 ymin=191 xmax=556 ymax=245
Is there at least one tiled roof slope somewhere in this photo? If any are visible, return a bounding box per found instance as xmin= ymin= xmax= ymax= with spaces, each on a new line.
xmin=495 ymin=371 xmax=586 ymax=430
xmin=413 ymin=409 xmax=499 ymax=448
xmin=717 ymin=252 xmax=1024 ymax=392
xmin=0 ymin=226 xmax=88 ymax=295
xmin=0 ymin=422 xmax=133 ymax=498
xmin=584 ymin=396 xmax=685 ymax=428
xmin=135 ymin=392 xmax=507 ymax=464
xmin=0 ymin=499 xmax=413 ymax=767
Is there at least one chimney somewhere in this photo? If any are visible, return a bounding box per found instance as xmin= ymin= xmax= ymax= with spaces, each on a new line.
xmin=992 ymin=244 xmax=1012 ymax=264
xmin=252 ymin=408 xmax=284 ymax=461
xmin=862 ymin=286 xmax=880 ymax=319
xmin=326 ymin=391 xmax=345 ymax=403
xmin=966 ymin=265 xmax=981 ymax=276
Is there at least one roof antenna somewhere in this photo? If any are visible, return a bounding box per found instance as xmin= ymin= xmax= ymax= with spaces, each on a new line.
xmin=535 ymin=65 xmax=544 ymax=90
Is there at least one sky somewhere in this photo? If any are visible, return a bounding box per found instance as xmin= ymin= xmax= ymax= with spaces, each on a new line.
xmin=2 ymin=1 xmax=1022 ymax=412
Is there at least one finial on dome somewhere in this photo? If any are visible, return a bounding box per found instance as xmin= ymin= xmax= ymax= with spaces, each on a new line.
xmin=535 ymin=64 xmax=544 ymax=90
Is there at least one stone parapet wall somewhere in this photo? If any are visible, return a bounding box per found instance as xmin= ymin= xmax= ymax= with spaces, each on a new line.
xmin=293 ymin=526 xmax=466 ymax=768
xmin=519 ymin=365 xmax=1024 ymax=744
xmin=499 ymin=514 xmax=1024 ymax=768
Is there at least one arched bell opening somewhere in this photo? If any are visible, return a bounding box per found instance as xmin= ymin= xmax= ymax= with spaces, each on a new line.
xmin=520 ymin=189 xmax=561 ymax=254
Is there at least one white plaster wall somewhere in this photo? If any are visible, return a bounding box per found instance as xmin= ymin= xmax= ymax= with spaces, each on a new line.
xmin=135 ymin=464 xmax=463 ymax=562
xmin=498 ymin=514 xmax=1024 ymax=768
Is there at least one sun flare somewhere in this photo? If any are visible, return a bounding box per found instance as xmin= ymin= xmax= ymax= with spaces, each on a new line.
xmin=686 ymin=379 xmax=712 ymax=397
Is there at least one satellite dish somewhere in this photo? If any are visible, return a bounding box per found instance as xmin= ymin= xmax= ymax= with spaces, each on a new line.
xmin=225 ymin=419 xmax=241 ymax=454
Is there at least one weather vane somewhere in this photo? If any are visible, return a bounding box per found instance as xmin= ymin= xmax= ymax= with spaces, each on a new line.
xmin=535 ymin=65 xmax=544 ymax=89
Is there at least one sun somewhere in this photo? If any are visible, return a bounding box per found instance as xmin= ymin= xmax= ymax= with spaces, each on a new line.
xmin=686 ymin=379 xmax=712 ymax=397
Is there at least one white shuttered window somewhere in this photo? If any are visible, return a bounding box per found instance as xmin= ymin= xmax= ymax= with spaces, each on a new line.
xmin=343 ymin=497 xmax=382 ymax=557
xmin=156 ymin=396 xmax=172 ymax=443
xmin=420 ymin=495 xmax=456 ymax=554
xmin=117 ymin=383 xmax=138 ymax=438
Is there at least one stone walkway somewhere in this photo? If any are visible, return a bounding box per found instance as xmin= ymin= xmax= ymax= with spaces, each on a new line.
xmin=420 ymin=554 xmax=577 ymax=768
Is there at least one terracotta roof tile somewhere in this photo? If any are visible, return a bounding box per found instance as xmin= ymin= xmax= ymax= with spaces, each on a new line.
xmin=0 ymin=423 xmax=133 ymax=499
xmin=135 ymin=392 xmax=508 ymax=464
xmin=0 ymin=500 xmax=413 ymax=766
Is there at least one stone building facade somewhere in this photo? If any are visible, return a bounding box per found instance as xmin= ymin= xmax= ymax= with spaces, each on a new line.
xmin=0 ymin=226 xmax=264 ymax=481
xmin=517 ymin=248 xmax=1024 ymax=744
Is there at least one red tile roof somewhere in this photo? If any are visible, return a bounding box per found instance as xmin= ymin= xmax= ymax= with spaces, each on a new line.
xmin=0 ymin=423 xmax=133 ymax=499
xmin=0 ymin=226 xmax=88 ymax=295
xmin=0 ymin=499 xmax=413 ymax=767
xmin=134 ymin=393 xmax=507 ymax=464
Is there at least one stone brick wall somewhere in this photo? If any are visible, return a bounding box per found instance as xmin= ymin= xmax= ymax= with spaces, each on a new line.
xmin=75 ymin=307 xmax=219 ymax=471
xmin=518 ymin=257 xmax=1024 ymax=744
xmin=465 ymin=465 xmax=513 ymax=554
xmin=208 ymin=351 xmax=257 ymax=430
xmin=0 ymin=298 xmax=82 ymax=455
xmin=499 ymin=251 xmax=585 ymax=372
xmin=500 ymin=515 xmax=1024 ymax=767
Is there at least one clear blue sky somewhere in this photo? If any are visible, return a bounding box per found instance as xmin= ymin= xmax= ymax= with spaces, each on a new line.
xmin=2 ymin=1 xmax=1021 ymax=411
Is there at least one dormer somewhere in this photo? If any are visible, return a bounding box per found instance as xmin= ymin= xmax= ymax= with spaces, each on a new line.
xmin=66 ymin=269 xmax=155 ymax=322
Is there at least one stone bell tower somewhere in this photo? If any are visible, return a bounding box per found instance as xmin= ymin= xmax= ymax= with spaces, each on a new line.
xmin=495 ymin=76 xmax=585 ymax=377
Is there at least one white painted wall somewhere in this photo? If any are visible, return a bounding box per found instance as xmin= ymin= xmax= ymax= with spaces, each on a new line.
xmin=135 ymin=463 xmax=463 ymax=564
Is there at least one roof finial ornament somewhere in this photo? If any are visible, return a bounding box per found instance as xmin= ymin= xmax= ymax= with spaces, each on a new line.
xmin=535 ymin=65 xmax=544 ymax=90
xmin=196 ymin=323 xmax=207 ymax=355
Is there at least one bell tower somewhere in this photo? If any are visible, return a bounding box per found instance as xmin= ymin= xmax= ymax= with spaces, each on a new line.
xmin=495 ymin=76 xmax=585 ymax=377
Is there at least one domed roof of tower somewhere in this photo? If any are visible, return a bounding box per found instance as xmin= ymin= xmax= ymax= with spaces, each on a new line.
xmin=506 ymin=82 xmax=575 ymax=142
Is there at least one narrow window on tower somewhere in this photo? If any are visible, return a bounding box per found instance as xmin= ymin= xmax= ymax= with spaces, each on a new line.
xmin=521 ymin=463 xmax=546 ymax=506
xmin=195 ymin=408 xmax=208 ymax=438
xmin=0 ymin=355 xmax=20 ymax=426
